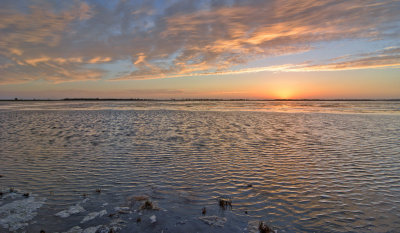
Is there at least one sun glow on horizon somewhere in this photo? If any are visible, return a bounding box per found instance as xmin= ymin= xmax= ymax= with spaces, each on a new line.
xmin=273 ymin=89 xmax=295 ymax=99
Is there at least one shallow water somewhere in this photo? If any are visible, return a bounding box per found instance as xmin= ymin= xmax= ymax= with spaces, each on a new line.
xmin=0 ymin=101 xmax=400 ymax=232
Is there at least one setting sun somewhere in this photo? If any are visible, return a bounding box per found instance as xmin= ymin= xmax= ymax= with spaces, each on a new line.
xmin=274 ymin=89 xmax=295 ymax=99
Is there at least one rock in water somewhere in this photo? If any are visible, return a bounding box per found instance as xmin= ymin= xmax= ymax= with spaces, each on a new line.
xmin=82 ymin=225 xmax=102 ymax=233
xmin=199 ymin=216 xmax=227 ymax=227
xmin=0 ymin=196 xmax=45 ymax=231
xmin=55 ymin=204 xmax=85 ymax=218
xmin=150 ymin=215 xmax=157 ymax=223
xmin=64 ymin=226 xmax=83 ymax=233
xmin=81 ymin=210 xmax=107 ymax=223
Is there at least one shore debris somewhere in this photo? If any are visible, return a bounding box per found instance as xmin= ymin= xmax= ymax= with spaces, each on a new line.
xmin=95 ymin=225 xmax=119 ymax=233
xmin=199 ymin=216 xmax=227 ymax=227
xmin=0 ymin=196 xmax=46 ymax=231
xmin=136 ymin=217 xmax=141 ymax=223
xmin=258 ymin=221 xmax=272 ymax=233
xmin=125 ymin=195 xmax=148 ymax=207
xmin=202 ymin=207 xmax=206 ymax=215
xmin=23 ymin=193 xmax=30 ymax=198
xmin=55 ymin=204 xmax=85 ymax=218
xmin=9 ymin=187 xmax=14 ymax=193
xmin=82 ymin=225 xmax=102 ymax=233
xmin=95 ymin=188 xmax=101 ymax=193
xmin=150 ymin=215 xmax=157 ymax=223
xmin=140 ymin=200 xmax=159 ymax=210
xmin=81 ymin=210 xmax=107 ymax=223
xmin=94 ymin=226 xmax=109 ymax=233
xmin=64 ymin=226 xmax=82 ymax=233
xmin=62 ymin=223 xmax=120 ymax=233
xmin=114 ymin=206 xmax=130 ymax=214
xmin=218 ymin=197 xmax=232 ymax=210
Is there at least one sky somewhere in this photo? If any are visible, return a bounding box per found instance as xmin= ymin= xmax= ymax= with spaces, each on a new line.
xmin=0 ymin=0 xmax=399 ymax=99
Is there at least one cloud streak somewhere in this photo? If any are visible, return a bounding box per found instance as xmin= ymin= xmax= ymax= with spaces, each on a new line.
xmin=114 ymin=47 xmax=400 ymax=80
xmin=0 ymin=0 xmax=399 ymax=84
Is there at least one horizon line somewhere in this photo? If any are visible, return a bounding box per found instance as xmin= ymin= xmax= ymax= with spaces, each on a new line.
xmin=1 ymin=98 xmax=400 ymax=102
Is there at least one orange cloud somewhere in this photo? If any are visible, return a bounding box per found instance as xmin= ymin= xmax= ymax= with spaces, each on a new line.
xmin=88 ymin=57 xmax=112 ymax=64
xmin=0 ymin=0 xmax=399 ymax=84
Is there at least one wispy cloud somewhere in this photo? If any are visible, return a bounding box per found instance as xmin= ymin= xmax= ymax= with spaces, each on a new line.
xmin=114 ymin=47 xmax=400 ymax=80
xmin=0 ymin=0 xmax=399 ymax=84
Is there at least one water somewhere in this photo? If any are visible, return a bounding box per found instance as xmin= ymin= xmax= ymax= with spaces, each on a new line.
xmin=0 ymin=101 xmax=399 ymax=232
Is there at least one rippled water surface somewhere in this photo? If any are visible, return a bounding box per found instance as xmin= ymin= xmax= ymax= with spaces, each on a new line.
xmin=1 ymin=101 xmax=400 ymax=232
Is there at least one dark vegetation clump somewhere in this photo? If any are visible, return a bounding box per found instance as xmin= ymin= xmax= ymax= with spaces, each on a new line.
xmin=258 ymin=221 xmax=272 ymax=233
xmin=140 ymin=200 xmax=154 ymax=210
xmin=95 ymin=188 xmax=101 ymax=193
xmin=23 ymin=193 xmax=30 ymax=197
xmin=136 ymin=217 xmax=141 ymax=223
xmin=202 ymin=207 xmax=206 ymax=215
xmin=9 ymin=187 xmax=14 ymax=193
xmin=218 ymin=198 xmax=232 ymax=210
xmin=40 ymin=230 xmax=46 ymax=233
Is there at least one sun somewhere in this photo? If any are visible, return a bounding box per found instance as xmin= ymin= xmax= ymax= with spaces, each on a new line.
xmin=275 ymin=89 xmax=294 ymax=99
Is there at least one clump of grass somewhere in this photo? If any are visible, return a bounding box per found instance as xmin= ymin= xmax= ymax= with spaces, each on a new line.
xmin=23 ymin=193 xmax=30 ymax=198
xmin=202 ymin=207 xmax=206 ymax=215
xmin=140 ymin=200 xmax=154 ymax=210
xmin=136 ymin=217 xmax=141 ymax=223
xmin=218 ymin=198 xmax=232 ymax=210
xmin=258 ymin=221 xmax=272 ymax=233
xmin=95 ymin=188 xmax=101 ymax=193
xmin=9 ymin=187 xmax=14 ymax=193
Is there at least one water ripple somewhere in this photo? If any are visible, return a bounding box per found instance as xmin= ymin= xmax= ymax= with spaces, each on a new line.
xmin=0 ymin=104 xmax=400 ymax=232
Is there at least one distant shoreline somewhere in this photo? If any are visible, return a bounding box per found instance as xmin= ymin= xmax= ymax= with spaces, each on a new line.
xmin=1 ymin=98 xmax=400 ymax=102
